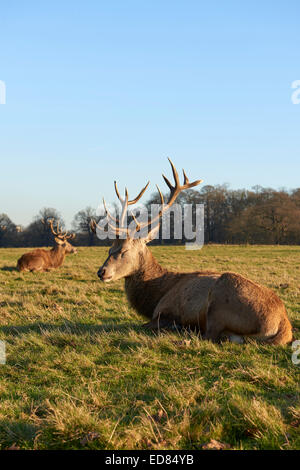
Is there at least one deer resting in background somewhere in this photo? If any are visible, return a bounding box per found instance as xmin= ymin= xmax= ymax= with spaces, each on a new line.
xmin=17 ymin=220 xmax=77 ymax=272
xmin=94 ymin=159 xmax=293 ymax=345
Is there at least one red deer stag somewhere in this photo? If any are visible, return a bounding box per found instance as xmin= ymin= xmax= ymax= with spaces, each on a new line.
xmin=17 ymin=220 xmax=77 ymax=272
xmin=94 ymin=159 xmax=292 ymax=345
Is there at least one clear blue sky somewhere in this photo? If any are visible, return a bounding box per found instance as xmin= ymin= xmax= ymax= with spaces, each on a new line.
xmin=0 ymin=1 xmax=299 ymax=228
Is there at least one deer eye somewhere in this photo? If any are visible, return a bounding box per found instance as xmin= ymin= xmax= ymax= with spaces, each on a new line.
xmin=121 ymin=250 xmax=129 ymax=258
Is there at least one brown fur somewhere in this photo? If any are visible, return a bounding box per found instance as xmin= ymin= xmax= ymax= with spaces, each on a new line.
xmin=204 ymin=272 xmax=292 ymax=344
xmin=97 ymin=238 xmax=292 ymax=345
xmin=17 ymin=238 xmax=77 ymax=272
xmin=95 ymin=160 xmax=292 ymax=345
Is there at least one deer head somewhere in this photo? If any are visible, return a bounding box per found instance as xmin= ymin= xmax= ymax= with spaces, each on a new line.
xmin=95 ymin=159 xmax=203 ymax=282
xmin=48 ymin=219 xmax=77 ymax=254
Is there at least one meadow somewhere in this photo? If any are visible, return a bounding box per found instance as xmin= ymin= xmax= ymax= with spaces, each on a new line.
xmin=0 ymin=245 xmax=299 ymax=450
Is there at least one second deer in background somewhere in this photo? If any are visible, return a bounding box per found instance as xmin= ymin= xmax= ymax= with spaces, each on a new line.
xmin=17 ymin=219 xmax=77 ymax=272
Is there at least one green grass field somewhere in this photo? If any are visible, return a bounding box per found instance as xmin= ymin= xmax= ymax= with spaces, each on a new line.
xmin=0 ymin=245 xmax=299 ymax=450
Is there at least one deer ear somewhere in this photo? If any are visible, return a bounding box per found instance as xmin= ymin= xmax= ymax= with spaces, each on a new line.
xmin=54 ymin=237 xmax=64 ymax=245
xmin=144 ymin=223 xmax=160 ymax=244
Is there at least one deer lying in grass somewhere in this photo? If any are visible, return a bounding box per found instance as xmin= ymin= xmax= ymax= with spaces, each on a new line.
xmin=94 ymin=159 xmax=293 ymax=345
xmin=17 ymin=220 xmax=77 ymax=272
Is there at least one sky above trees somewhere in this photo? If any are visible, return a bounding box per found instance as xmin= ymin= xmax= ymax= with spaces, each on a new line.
xmin=1 ymin=185 xmax=300 ymax=247
xmin=1 ymin=1 xmax=299 ymax=228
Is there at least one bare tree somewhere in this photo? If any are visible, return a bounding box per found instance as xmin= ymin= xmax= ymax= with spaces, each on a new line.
xmin=0 ymin=214 xmax=16 ymax=247
xmin=24 ymin=208 xmax=65 ymax=247
xmin=72 ymin=207 xmax=98 ymax=245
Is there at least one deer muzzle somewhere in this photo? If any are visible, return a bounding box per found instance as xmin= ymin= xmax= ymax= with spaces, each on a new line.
xmin=97 ymin=267 xmax=112 ymax=282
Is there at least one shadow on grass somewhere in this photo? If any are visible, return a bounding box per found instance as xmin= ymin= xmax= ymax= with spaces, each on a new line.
xmin=0 ymin=319 xmax=187 ymax=338
xmin=0 ymin=320 xmax=148 ymax=337
xmin=0 ymin=301 xmax=23 ymax=308
xmin=0 ymin=265 xmax=18 ymax=272
xmin=0 ymin=419 xmax=38 ymax=449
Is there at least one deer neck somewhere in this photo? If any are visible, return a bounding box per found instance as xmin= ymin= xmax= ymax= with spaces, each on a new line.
xmin=124 ymin=247 xmax=180 ymax=319
xmin=50 ymin=245 xmax=66 ymax=267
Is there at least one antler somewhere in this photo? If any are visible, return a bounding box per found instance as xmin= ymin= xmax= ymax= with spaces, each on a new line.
xmin=90 ymin=219 xmax=97 ymax=234
xmin=138 ymin=158 xmax=203 ymax=233
xmin=48 ymin=219 xmax=75 ymax=240
xmin=113 ymin=180 xmax=149 ymax=227
xmin=101 ymin=181 xmax=150 ymax=235
xmin=95 ymin=158 xmax=202 ymax=238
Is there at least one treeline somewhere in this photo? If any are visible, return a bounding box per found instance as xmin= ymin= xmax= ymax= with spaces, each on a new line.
xmin=1 ymin=185 xmax=300 ymax=247
xmin=0 ymin=207 xmax=100 ymax=248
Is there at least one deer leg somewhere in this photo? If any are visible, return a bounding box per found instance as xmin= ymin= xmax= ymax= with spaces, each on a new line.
xmin=30 ymin=264 xmax=45 ymax=272
xmin=142 ymin=316 xmax=177 ymax=330
xmin=203 ymin=302 xmax=227 ymax=343
xmin=227 ymin=334 xmax=245 ymax=344
xmin=204 ymin=303 xmax=246 ymax=344
xmin=143 ymin=289 xmax=183 ymax=332
xmin=142 ymin=319 xmax=161 ymax=330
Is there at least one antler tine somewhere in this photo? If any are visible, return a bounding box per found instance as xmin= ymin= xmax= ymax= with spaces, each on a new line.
xmin=182 ymin=167 xmax=203 ymax=189
xmin=103 ymin=198 xmax=118 ymax=224
xmin=92 ymin=216 xmax=128 ymax=236
xmin=114 ymin=181 xmax=150 ymax=206
xmin=65 ymin=232 xmax=76 ymax=240
xmin=56 ymin=220 xmax=61 ymax=235
xmin=168 ymin=157 xmax=180 ymax=186
xmin=162 ymin=174 xmax=173 ymax=191
xmin=124 ymin=187 xmax=129 ymax=206
xmin=107 ymin=219 xmax=128 ymax=235
xmin=90 ymin=218 xmax=114 ymax=235
xmin=90 ymin=219 xmax=97 ymax=234
xmin=48 ymin=218 xmax=58 ymax=237
xmin=113 ymin=182 xmax=129 ymax=228
xmin=165 ymin=159 xmax=203 ymax=202
xmin=49 ymin=218 xmax=74 ymax=240
xmin=114 ymin=180 xmax=149 ymax=229
xmin=129 ymin=209 xmax=141 ymax=233
xmin=56 ymin=220 xmax=70 ymax=239
xmin=137 ymin=158 xmax=203 ymax=234
xmin=161 ymin=158 xmax=180 ymax=194
xmin=118 ymin=187 xmax=128 ymax=227
xmin=55 ymin=220 xmax=64 ymax=238
xmin=156 ymin=184 xmax=164 ymax=206
xmin=114 ymin=181 xmax=128 ymax=206
xmin=114 ymin=181 xmax=123 ymax=203
xmin=103 ymin=197 xmax=130 ymax=234
xmin=127 ymin=181 xmax=150 ymax=205
xmin=183 ymin=169 xmax=189 ymax=185
xmin=90 ymin=201 xmax=129 ymax=236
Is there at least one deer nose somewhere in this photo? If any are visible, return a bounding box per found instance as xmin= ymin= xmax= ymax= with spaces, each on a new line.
xmin=97 ymin=267 xmax=106 ymax=280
